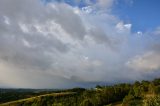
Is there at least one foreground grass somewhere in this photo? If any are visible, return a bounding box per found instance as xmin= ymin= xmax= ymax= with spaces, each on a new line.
xmin=0 ymin=92 xmax=76 ymax=106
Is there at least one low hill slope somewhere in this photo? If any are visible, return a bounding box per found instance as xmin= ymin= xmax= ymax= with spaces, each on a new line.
xmin=0 ymin=92 xmax=77 ymax=106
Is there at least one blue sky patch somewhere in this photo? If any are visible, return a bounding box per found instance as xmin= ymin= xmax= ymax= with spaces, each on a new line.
xmin=43 ymin=0 xmax=160 ymax=33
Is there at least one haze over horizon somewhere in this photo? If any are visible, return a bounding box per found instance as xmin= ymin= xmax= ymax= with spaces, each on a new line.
xmin=0 ymin=0 xmax=160 ymax=89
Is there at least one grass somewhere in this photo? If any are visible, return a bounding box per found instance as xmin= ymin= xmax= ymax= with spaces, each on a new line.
xmin=0 ymin=92 xmax=76 ymax=106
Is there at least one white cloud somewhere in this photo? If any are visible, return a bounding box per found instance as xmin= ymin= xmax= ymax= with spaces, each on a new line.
xmin=0 ymin=0 xmax=160 ymax=88
xmin=116 ymin=22 xmax=132 ymax=32
xmin=153 ymin=27 xmax=160 ymax=35
xmin=126 ymin=51 xmax=160 ymax=71
xmin=82 ymin=6 xmax=93 ymax=14
xmin=3 ymin=16 xmax=10 ymax=25
xmin=137 ymin=31 xmax=143 ymax=35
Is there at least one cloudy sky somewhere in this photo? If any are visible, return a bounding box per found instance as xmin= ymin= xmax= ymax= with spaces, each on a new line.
xmin=0 ymin=0 xmax=160 ymax=88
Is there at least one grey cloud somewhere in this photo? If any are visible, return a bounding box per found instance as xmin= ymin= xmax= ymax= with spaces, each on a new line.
xmin=52 ymin=3 xmax=87 ymax=40
xmin=0 ymin=0 xmax=160 ymax=88
xmin=126 ymin=31 xmax=160 ymax=72
xmin=0 ymin=0 xmax=87 ymax=39
xmin=89 ymin=27 xmax=112 ymax=45
xmin=126 ymin=51 xmax=160 ymax=71
xmin=154 ymin=27 xmax=160 ymax=35
xmin=0 ymin=0 xmax=90 ymax=88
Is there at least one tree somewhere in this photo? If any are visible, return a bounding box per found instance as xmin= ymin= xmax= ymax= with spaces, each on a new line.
xmin=80 ymin=99 xmax=94 ymax=106
xmin=146 ymin=95 xmax=160 ymax=106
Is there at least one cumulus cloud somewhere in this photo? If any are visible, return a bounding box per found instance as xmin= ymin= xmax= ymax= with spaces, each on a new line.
xmin=153 ymin=27 xmax=160 ymax=35
xmin=0 ymin=0 xmax=160 ymax=88
xmin=126 ymin=51 xmax=160 ymax=71
xmin=97 ymin=0 xmax=114 ymax=8
xmin=126 ymin=31 xmax=160 ymax=72
xmin=116 ymin=22 xmax=132 ymax=32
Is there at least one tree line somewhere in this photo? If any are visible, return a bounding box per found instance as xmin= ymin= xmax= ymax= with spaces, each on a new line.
xmin=1 ymin=78 xmax=160 ymax=106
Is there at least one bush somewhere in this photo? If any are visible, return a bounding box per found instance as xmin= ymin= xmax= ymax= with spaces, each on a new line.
xmin=80 ymin=99 xmax=94 ymax=106
xmin=122 ymin=94 xmax=143 ymax=106
xmin=146 ymin=95 xmax=160 ymax=106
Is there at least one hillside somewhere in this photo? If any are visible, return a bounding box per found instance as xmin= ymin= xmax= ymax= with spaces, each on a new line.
xmin=0 ymin=78 xmax=160 ymax=106
xmin=0 ymin=92 xmax=77 ymax=106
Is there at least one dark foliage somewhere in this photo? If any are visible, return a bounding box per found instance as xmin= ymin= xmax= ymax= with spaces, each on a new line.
xmin=1 ymin=78 xmax=160 ymax=106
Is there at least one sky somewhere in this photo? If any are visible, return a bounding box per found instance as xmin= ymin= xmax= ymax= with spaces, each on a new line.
xmin=112 ymin=0 xmax=160 ymax=32
xmin=0 ymin=0 xmax=160 ymax=88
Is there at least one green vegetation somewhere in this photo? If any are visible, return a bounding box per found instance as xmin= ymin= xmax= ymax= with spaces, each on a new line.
xmin=1 ymin=78 xmax=160 ymax=106
xmin=146 ymin=95 xmax=160 ymax=106
xmin=0 ymin=89 xmax=64 ymax=104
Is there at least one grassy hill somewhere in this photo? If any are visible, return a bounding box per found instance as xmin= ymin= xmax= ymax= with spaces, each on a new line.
xmin=0 ymin=78 xmax=160 ymax=106
xmin=0 ymin=92 xmax=77 ymax=106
